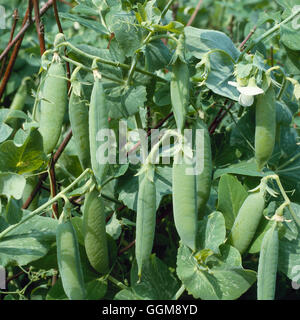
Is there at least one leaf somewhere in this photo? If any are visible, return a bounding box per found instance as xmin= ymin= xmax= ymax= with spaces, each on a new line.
xmin=59 ymin=12 xmax=108 ymax=34
xmin=0 ymin=214 xmax=58 ymax=267
xmin=144 ymin=40 xmax=172 ymax=72
xmin=5 ymin=197 xmax=23 ymax=225
xmin=205 ymin=50 xmax=239 ymax=101
xmin=184 ymin=27 xmax=240 ymax=61
xmin=217 ymin=174 xmax=248 ymax=230
xmin=0 ymin=173 xmax=26 ymax=200
xmin=129 ymin=255 xmax=181 ymax=300
xmin=0 ymin=128 xmax=46 ymax=174
xmin=105 ymin=8 xmax=143 ymax=57
xmin=177 ymin=244 xmax=256 ymax=300
xmin=214 ymin=159 xmax=265 ymax=180
xmin=197 ymin=211 xmax=226 ymax=254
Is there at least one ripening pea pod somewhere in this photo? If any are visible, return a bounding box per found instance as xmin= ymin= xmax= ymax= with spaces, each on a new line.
xmin=82 ymin=188 xmax=109 ymax=274
xmin=89 ymin=73 xmax=109 ymax=186
xmin=172 ymin=151 xmax=198 ymax=251
xmin=257 ymin=222 xmax=279 ymax=300
xmin=170 ymin=34 xmax=189 ymax=133
xmin=6 ymin=77 xmax=30 ymax=129
xmin=255 ymin=85 xmax=276 ymax=171
xmin=135 ymin=169 xmax=157 ymax=279
xmin=69 ymin=87 xmax=91 ymax=170
xmin=56 ymin=210 xmax=86 ymax=300
xmin=228 ymin=190 xmax=265 ymax=254
xmin=39 ymin=53 xmax=67 ymax=155
xmin=193 ymin=118 xmax=212 ymax=218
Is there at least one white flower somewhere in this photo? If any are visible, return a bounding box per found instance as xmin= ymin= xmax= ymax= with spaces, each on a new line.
xmin=228 ymin=80 xmax=264 ymax=107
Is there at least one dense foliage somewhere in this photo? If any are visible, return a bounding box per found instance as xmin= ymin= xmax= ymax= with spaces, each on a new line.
xmin=0 ymin=0 xmax=300 ymax=301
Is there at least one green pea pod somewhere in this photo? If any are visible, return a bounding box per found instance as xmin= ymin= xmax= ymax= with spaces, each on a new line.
xmin=6 ymin=77 xmax=29 ymax=128
xmin=56 ymin=220 xmax=86 ymax=300
xmin=228 ymin=191 xmax=265 ymax=254
xmin=193 ymin=119 xmax=212 ymax=218
xmin=39 ymin=56 xmax=67 ymax=154
xmin=170 ymin=59 xmax=189 ymax=133
xmin=69 ymin=90 xmax=91 ymax=170
xmin=89 ymin=77 xmax=109 ymax=186
xmin=255 ymin=85 xmax=276 ymax=171
xmin=83 ymin=189 xmax=109 ymax=274
xmin=257 ymin=222 xmax=279 ymax=300
xmin=172 ymin=157 xmax=197 ymax=251
xmin=135 ymin=172 xmax=156 ymax=279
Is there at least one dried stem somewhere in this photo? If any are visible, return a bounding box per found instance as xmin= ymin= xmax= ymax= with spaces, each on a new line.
xmin=0 ymin=8 xmax=29 ymax=101
xmin=0 ymin=0 xmax=54 ymax=63
xmin=186 ymin=0 xmax=204 ymax=27
xmin=33 ymin=0 xmax=46 ymax=55
xmin=0 ymin=9 xmax=19 ymax=80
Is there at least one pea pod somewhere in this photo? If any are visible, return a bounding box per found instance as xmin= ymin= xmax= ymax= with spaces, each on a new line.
xmin=39 ymin=54 xmax=67 ymax=154
xmin=228 ymin=191 xmax=265 ymax=254
xmin=170 ymin=60 xmax=189 ymax=133
xmin=257 ymin=222 xmax=279 ymax=300
xmin=89 ymin=75 xmax=109 ymax=185
xmin=83 ymin=188 xmax=109 ymax=274
xmin=172 ymin=154 xmax=197 ymax=251
xmin=255 ymin=85 xmax=276 ymax=171
xmin=69 ymin=89 xmax=90 ymax=170
xmin=56 ymin=219 xmax=86 ymax=300
xmin=193 ymin=119 xmax=212 ymax=218
xmin=6 ymin=77 xmax=30 ymax=128
xmin=135 ymin=172 xmax=156 ymax=278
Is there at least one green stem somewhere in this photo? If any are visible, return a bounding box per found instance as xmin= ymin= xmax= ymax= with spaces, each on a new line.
xmin=57 ymin=42 xmax=167 ymax=83
xmin=149 ymin=34 xmax=178 ymax=43
xmin=239 ymin=9 xmax=300 ymax=61
xmin=172 ymin=284 xmax=185 ymax=300
xmin=0 ymin=169 xmax=92 ymax=240
xmin=161 ymin=0 xmax=176 ymax=20
xmin=107 ymin=275 xmax=128 ymax=291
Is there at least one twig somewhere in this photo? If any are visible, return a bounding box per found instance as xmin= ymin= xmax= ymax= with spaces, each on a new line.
xmin=0 ymin=9 xmax=19 ymax=80
xmin=186 ymin=0 xmax=204 ymax=27
xmin=0 ymin=8 xmax=29 ymax=101
xmin=0 ymin=0 xmax=54 ymax=63
xmin=33 ymin=0 xmax=46 ymax=55
xmin=239 ymin=26 xmax=257 ymax=51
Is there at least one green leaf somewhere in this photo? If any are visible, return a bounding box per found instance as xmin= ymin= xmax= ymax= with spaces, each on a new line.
xmin=0 ymin=128 xmax=46 ymax=174
xmin=59 ymin=12 xmax=108 ymax=34
xmin=184 ymin=27 xmax=240 ymax=61
xmin=197 ymin=211 xmax=226 ymax=254
xmin=214 ymin=159 xmax=265 ymax=180
xmin=177 ymin=244 xmax=257 ymax=300
xmin=144 ymin=40 xmax=172 ymax=72
xmin=5 ymin=197 xmax=23 ymax=225
xmin=217 ymin=174 xmax=248 ymax=230
xmin=0 ymin=173 xmax=26 ymax=200
xmin=205 ymin=50 xmax=239 ymax=101
xmin=0 ymin=214 xmax=58 ymax=267
xmin=129 ymin=255 xmax=181 ymax=300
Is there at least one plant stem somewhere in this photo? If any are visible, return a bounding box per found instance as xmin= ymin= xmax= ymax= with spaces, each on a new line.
xmin=239 ymin=9 xmax=300 ymax=60
xmin=0 ymin=168 xmax=91 ymax=240
xmin=107 ymin=275 xmax=128 ymax=290
xmin=172 ymin=284 xmax=185 ymax=300
xmin=58 ymin=42 xmax=168 ymax=83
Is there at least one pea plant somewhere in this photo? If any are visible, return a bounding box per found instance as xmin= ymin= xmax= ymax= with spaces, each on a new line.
xmin=0 ymin=0 xmax=300 ymax=301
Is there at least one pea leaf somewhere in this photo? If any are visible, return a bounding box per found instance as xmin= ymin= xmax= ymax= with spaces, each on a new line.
xmin=184 ymin=27 xmax=240 ymax=61
xmin=217 ymin=174 xmax=248 ymax=229
xmin=0 ymin=128 xmax=46 ymax=174
xmin=197 ymin=211 xmax=226 ymax=254
xmin=177 ymin=243 xmax=257 ymax=300
xmin=0 ymin=172 xmax=26 ymax=200
xmin=0 ymin=214 xmax=58 ymax=267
